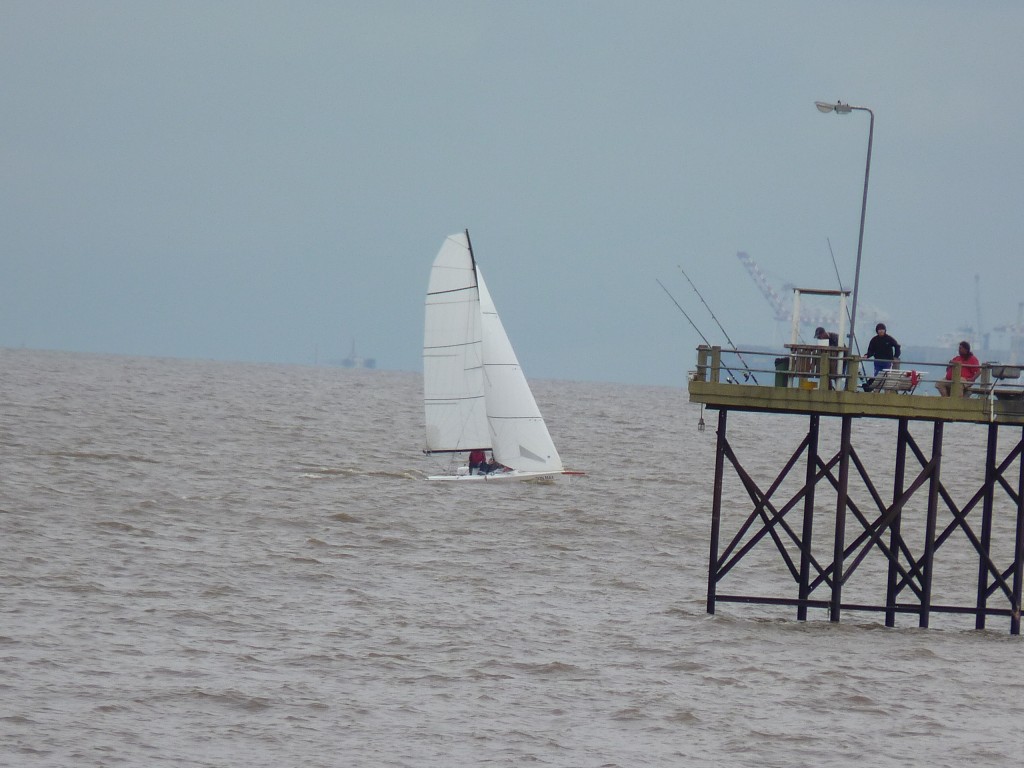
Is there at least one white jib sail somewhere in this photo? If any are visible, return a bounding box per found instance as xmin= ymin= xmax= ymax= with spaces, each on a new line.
xmin=477 ymin=268 xmax=563 ymax=474
xmin=423 ymin=233 xmax=490 ymax=453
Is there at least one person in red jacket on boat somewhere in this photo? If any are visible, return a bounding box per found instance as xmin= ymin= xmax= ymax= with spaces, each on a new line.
xmin=468 ymin=449 xmax=487 ymax=475
xmin=936 ymin=340 xmax=980 ymax=396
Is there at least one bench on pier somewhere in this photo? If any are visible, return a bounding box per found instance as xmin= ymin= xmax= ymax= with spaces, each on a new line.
xmin=967 ymin=365 xmax=1024 ymax=400
xmin=866 ymin=368 xmax=924 ymax=394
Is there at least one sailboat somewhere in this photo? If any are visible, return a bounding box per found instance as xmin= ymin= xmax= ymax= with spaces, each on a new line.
xmin=423 ymin=230 xmax=570 ymax=481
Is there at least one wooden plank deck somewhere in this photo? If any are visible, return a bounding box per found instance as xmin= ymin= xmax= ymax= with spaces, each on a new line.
xmin=688 ymin=379 xmax=1024 ymax=425
xmin=688 ymin=345 xmax=1024 ymax=425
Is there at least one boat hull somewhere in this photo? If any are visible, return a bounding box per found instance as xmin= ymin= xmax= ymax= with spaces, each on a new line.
xmin=427 ymin=470 xmax=559 ymax=482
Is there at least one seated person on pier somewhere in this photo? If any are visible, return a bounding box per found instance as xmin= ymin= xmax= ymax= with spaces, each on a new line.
xmin=935 ymin=340 xmax=980 ymax=397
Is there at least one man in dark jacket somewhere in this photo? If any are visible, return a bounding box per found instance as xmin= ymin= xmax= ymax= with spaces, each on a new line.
xmin=865 ymin=323 xmax=901 ymax=375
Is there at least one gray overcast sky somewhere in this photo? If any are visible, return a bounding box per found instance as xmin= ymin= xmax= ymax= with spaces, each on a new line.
xmin=3 ymin=1 xmax=1022 ymax=385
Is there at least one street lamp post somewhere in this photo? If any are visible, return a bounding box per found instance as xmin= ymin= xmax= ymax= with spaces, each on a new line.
xmin=815 ymin=100 xmax=874 ymax=353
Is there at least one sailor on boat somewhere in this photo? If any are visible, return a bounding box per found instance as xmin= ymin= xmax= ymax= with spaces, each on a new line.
xmin=482 ymin=454 xmax=510 ymax=475
xmin=468 ymin=449 xmax=487 ymax=475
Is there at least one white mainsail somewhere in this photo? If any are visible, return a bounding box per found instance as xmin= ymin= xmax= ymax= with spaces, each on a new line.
xmin=423 ymin=230 xmax=563 ymax=477
xmin=423 ymin=232 xmax=489 ymax=453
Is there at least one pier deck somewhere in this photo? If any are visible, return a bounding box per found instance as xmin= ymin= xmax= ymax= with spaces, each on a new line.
xmin=688 ymin=344 xmax=1024 ymax=425
xmin=689 ymin=378 xmax=1024 ymax=424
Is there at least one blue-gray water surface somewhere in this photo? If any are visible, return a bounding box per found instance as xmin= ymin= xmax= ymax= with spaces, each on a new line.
xmin=2 ymin=348 xmax=1022 ymax=767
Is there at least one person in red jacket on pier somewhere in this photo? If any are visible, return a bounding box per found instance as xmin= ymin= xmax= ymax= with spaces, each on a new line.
xmin=936 ymin=340 xmax=980 ymax=396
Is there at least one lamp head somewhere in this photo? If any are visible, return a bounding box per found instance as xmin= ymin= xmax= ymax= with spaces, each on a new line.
xmin=816 ymin=100 xmax=853 ymax=114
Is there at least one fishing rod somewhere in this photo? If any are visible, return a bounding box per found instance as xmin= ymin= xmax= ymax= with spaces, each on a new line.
xmin=677 ymin=265 xmax=759 ymax=384
xmin=827 ymin=237 xmax=869 ymax=389
xmin=656 ymin=278 xmax=744 ymax=384
xmin=826 ymin=237 xmax=861 ymax=356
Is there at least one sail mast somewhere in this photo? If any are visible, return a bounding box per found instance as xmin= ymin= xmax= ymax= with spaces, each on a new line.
xmin=464 ymin=228 xmax=483 ymax=321
xmin=465 ymin=227 xmax=477 ymax=278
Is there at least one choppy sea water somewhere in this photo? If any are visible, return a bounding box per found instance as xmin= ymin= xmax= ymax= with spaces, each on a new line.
xmin=2 ymin=348 xmax=1022 ymax=767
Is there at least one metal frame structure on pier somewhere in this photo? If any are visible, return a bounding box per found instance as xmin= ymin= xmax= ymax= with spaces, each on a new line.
xmin=691 ymin=346 xmax=1024 ymax=634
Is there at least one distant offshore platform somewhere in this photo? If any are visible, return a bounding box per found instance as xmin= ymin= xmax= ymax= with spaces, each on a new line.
xmin=314 ymin=340 xmax=375 ymax=369
xmin=339 ymin=339 xmax=375 ymax=369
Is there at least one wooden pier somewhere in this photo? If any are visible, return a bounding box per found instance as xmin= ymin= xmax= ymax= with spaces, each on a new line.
xmin=689 ymin=345 xmax=1024 ymax=634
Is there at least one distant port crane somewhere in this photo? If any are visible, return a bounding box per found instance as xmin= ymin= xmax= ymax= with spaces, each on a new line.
xmin=736 ymin=251 xmax=884 ymax=332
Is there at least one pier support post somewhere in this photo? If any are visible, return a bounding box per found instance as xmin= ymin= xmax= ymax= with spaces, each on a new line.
xmin=976 ymin=423 xmax=999 ymax=629
xmin=798 ymin=414 xmax=820 ymax=620
xmin=1012 ymin=426 xmax=1024 ymax=635
xmin=707 ymin=409 xmax=728 ymax=615
xmin=885 ymin=418 xmax=909 ymax=627
xmin=830 ymin=416 xmax=853 ymax=621
xmin=920 ymin=421 xmax=944 ymax=628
